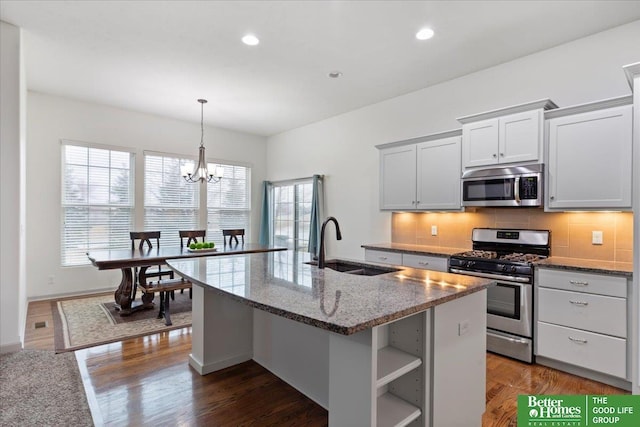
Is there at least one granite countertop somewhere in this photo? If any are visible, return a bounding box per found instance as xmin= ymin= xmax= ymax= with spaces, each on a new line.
xmin=535 ymin=257 xmax=633 ymax=277
xmin=361 ymin=243 xmax=467 ymax=257
xmin=167 ymin=250 xmax=492 ymax=335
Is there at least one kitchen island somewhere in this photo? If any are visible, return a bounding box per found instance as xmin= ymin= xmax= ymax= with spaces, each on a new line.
xmin=167 ymin=250 xmax=493 ymax=427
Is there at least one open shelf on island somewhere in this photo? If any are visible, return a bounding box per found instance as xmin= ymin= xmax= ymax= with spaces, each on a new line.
xmin=377 ymin=346 xmax=422 ymax=388
xmin=377 ymin=392 xmax=421 ymax=427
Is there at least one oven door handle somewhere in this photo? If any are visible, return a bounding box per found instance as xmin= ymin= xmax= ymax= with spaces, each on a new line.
xmin=487 ymin=331 xmax=530 ymax=345
xmin=449 ymin=268 xmax=530 ymax=283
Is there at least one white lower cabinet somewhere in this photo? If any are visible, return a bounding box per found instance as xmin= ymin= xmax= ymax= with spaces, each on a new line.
xmin=535 ymin=268 xmax=629 ymax=382
xmin=364 ymin=249 xmax=448 ymax=273
xmin=402 ymin=254 xmax=448 ymax=272
xmin=365 ymin=249 xmax=403 ymax=266
xmin=537 ymin=322 xmax=626 ymax=379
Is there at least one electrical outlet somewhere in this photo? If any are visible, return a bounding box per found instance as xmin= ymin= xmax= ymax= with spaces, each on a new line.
xmin=592 ymin=231 xmax=603 ymax=245
xmin=458 ymin=320 xmax=469 ymax=336
xmin=431 ymin=225 xmax=438 ymax=236
xmin=47 ymin=275 xmax=55 ymax=285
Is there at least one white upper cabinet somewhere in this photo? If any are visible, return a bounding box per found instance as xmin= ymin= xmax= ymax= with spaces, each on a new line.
xmin=378 ymin=130 xmax=462 ymax=211
xmin=416 ymin=136 xmax=461 ymax=210
xmin=545 ymin=97 xmax=633 ymax=210
xmin=458 ymin=99 xmax=557 ymax=169
xmin=379 ymin=144 xmax=417 ymax=210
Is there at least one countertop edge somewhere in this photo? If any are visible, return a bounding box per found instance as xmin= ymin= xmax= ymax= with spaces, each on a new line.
xmin=168 ymin=259 xmax=493 ymax=335
xmin=361 ymin=243 xmax=464 ymax=257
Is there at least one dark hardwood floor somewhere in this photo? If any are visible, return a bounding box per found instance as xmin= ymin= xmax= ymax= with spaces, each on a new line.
xmin=24 ymin=298 xmax=627 ymax=426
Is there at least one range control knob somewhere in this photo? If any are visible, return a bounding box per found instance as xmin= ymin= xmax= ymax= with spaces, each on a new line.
xmin=465 ymin=261 xmax=475 ymax=268
xmin=510 ymin=266 xmax=517 ymax=273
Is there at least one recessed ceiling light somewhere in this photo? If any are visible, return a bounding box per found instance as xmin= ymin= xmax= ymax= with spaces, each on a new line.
xmin=242 ymin=34 xmax=260 ymax=46
xmin=416 ymin=28 xmax=435 ymax=40
xmin=328 ymin=71 xmax=343 ymax=78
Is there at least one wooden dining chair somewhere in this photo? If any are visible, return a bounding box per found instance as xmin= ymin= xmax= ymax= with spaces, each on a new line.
xmin=129 ymin=231 xmax=174 ymax=300
xmin=179 ymin=229 xmax=207 ymax=248
xmin=222 ymin=228 xmax=245 ymax=245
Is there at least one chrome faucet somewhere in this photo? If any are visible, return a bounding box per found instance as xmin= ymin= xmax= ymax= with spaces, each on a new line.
xmin=318 ymin=216 xmax=342 ymax=269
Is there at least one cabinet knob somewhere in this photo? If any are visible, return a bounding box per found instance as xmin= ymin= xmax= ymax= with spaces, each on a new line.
xmin=550 ymin=196 xmax=555 ymax=200
xmin=500 ymin=153 xmax=504 ymax=157
xmin=492 ymin=154 xmax=497 ymax=158
xmin=416 ymin=201 xmax=420 ymax=204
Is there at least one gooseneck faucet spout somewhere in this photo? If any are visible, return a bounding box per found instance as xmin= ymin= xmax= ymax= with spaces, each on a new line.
xmin=318 ymin=216 xmax=342 ymax=269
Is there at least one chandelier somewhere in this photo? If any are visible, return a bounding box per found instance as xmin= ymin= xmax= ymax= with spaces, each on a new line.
xmin=181 ymin=99 xmax=224 ymax=183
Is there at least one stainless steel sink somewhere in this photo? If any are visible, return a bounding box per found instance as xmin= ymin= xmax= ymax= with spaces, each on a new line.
xmin=306 ymin=259 xmax=400 ymax=276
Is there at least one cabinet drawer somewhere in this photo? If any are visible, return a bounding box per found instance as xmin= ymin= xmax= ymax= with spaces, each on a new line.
xmin=364 ymin=249 xmax=402 ymax=265
xmin=537 ymin=322 xmax=626 ymax=379
xmin=402 ymin=254 xmax=447 ymax=272
xmin=537 ymin=268 xmax=626 ymax=298
xmin=538 ymin=288 xmax=626 ymax=338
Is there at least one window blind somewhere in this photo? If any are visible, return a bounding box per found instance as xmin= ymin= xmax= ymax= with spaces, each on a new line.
xmin=61 ymin=143 xmax=134 ymax=266
xmin=207 ymin=163 xmax=251 ymax=244
xmin=144 ymin=154 xmax=199 ymax=248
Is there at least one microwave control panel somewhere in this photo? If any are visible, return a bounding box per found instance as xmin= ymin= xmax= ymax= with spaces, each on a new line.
xmin=520 ymin=177 xmax=538 ymax=199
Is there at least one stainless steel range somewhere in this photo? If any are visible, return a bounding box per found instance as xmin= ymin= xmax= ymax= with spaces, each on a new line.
xmin=449 ymin=228 xmax=551 ymax=363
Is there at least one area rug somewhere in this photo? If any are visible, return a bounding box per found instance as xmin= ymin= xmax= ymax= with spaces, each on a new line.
xmin=52 ymin=292 xmax=192 ymax=353
xmin=0 ymin=350 xmax=93 ymax=426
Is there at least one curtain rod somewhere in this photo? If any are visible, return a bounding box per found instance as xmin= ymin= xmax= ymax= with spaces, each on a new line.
xmin=269 ymin=175 xmax=324 ymax=185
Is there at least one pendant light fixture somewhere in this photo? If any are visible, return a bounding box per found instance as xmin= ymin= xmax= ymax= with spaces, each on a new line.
xmin=181 ymin=99 xmax=224 ymax=183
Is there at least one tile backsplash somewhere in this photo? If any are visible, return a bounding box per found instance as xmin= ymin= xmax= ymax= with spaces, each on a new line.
xmin=391 ymin=209 xmax=633 ymax=263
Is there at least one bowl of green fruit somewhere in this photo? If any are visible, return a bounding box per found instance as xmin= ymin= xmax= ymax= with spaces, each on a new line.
xmin=187 ymin=241 xmax=217 ymax=252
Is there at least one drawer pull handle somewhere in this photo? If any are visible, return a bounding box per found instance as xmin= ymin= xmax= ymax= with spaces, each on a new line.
xmin=379 ymin=257 xmax=388 ymax=260
xmin=418 ymin=262 xmax=429 ymax=265
xmin=569 ymin=300 xmax=589 ymax=306
xmin=569 ymin=280 xmax=589 ymax=286
xmin=568 ymin=336 xmax=588 ymax=344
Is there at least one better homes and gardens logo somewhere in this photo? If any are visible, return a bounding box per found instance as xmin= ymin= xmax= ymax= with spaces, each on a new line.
xmin=518 ymin=395 xmax=640 ymax=426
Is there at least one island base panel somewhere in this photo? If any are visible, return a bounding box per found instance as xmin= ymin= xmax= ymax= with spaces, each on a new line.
xmin=190 ymin=285 xmax=253 ymax=375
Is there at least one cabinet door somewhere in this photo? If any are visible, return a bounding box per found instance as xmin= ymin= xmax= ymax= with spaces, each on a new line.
xmin=547 ymin=105 xmax=632 ymax=209
xmin=498 ymin=110 xmax=541 ymax=164
xmin=380 ymin=145 xmax=416 ymax=210
xmin=416 ymin=136 xmax=462 ymax=210
xmin=462 ymin=118 xmax=499 ymax=168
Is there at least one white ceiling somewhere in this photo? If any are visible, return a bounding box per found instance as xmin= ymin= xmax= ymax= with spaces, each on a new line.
xmin=2 ymin=1 xmax=640 ymax=136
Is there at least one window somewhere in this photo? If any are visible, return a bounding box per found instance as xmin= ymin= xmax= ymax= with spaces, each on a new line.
xmin=61 ymin=142 xmax=134 ymax=266
xmin=144 ymin=153 xmax=251 ymax=247
xmin=207 ymin=164 xmax=251 ymax=243
xmin=144 ymin=153 xmax=199 ymax=248
xmin=272 ymin=180 xmax=312 ymax=251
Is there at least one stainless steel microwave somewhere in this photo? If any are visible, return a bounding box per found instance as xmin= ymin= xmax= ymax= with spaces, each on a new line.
xmin=461 ymin=164 xmax=543 ymax=207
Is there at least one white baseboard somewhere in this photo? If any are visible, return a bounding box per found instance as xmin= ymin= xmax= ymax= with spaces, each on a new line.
xmin=28 ymin=287 xmax=115 ymax=302
xmin=188 ymin=352 xmax=252 ymax=376
xmin=0 ymin=342 xmax=23 ymax=354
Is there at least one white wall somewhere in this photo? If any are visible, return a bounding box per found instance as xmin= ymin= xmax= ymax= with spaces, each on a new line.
xmin=26 ymin=92 xmax=267 ymax=299
xmin=266 ymin=20 xmax=640 ymax=260
xmin=0 ymin=21 xmax=25 ymax=353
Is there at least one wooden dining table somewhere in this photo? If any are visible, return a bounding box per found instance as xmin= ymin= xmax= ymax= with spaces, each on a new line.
xmin=87 ymin=243 xmax=286 ymax=316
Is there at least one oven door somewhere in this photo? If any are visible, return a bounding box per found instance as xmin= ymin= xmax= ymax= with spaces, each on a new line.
xmin=486 ymin=280 xmax=532 ymax=338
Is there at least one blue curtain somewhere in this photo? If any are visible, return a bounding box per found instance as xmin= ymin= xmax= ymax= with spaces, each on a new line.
xmin=258 ymin=181 xmax=272 ymax=246
xmin=307 ymin=175 xmax=324 ymax=257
